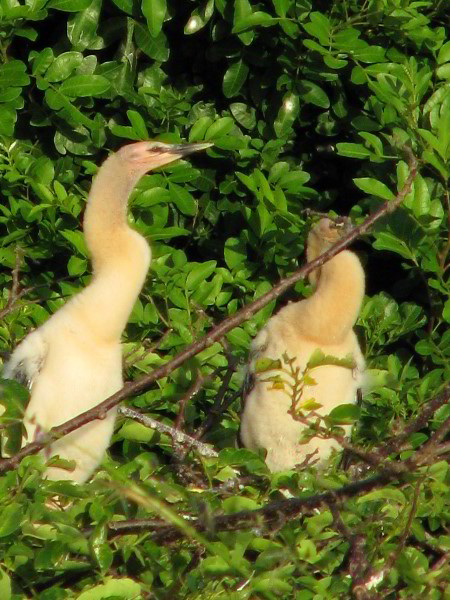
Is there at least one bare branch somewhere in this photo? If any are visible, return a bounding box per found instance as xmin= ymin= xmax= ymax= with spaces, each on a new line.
xmin=118 ymin=406 xmax=218 ymax=458
xmin=105 ymin=472 xmax=394 ymax=543
xmin=0 ymin=248 xmax=27 ymax=320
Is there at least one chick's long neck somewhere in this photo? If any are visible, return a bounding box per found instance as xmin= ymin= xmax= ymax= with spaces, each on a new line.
xmin=80 ymin=153 xmax=151 ymax=342
xmin=293 ymin=251 xmax=365 ymax=344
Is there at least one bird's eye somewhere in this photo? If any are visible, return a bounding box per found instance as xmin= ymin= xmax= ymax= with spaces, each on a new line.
xmin=147 ymin=143 xmax=166 ymax=154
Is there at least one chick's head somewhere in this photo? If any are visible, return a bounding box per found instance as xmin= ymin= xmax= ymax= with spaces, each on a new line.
xmin=306 ymin=217 xmax=352 ymax=285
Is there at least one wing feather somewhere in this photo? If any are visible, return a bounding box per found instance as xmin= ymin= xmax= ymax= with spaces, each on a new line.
xmin=3 ymin=331 xmax=48 ymax=391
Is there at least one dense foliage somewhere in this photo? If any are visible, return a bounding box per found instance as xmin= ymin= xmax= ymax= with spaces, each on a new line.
xmin=0 ymin=0 xmax=449 ymax=598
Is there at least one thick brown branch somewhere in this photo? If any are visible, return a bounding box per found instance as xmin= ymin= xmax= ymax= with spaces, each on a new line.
xmin=105 ymin=472 xmax=394 ymax=542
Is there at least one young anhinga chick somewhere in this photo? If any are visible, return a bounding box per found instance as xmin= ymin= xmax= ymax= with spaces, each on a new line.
xmin=240 ymin=218 xmax=365 ymax=472
xmin=4 ymin=141 xmax=211 ymax=483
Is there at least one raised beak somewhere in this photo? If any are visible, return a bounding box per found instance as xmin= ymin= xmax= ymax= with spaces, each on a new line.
xmin=126 ymin=141 xmax=213 ymax=172
xmin=163 ymin=142 xmax=214 ymax=155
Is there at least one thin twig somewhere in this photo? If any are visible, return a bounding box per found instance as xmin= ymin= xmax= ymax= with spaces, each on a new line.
xmin=0 ymin=248 xmax=26 ymax=321
xmin=194 ymin=344 xmax=239 ymax=440
xmin=173 ymin=371 xmax=203 ymax=432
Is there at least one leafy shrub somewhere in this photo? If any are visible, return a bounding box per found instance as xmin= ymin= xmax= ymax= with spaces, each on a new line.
xmin=0 ymin=0 xmax=448 ymax=598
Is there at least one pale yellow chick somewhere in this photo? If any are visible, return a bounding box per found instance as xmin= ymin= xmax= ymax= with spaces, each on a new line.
xmin=239 ymin=218 xmax=365 ymax=471
xmin=4 ymin=141 xmax=211 ymax=483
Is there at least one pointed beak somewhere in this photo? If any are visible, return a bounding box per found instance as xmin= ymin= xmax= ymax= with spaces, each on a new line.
xmin=163 ymin=142 xmax=214 ymax=156
xmin=126 ymin=141 xmax=213 ymax=172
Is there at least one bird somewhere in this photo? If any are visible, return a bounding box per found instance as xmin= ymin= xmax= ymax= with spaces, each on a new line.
xmin=3 ymin=140 xmax=212 ymax=483
xmin=239 ymin=217 xmax=365 ymax=472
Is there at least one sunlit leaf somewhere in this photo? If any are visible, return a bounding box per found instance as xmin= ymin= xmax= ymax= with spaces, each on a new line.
xmin=223 ymin=60 xmax=249 ymax=98
xmin=353 ymin=177 xmax=395 ymax=200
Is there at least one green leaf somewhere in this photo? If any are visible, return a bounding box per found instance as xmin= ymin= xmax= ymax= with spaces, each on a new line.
xmin=303 ymin=39 xmax=328 ymax=55
xmin=0 ymin=105 xmax=16 ymax=136
xmin=351 ymin=65 xmax=366 ymax=84
xmin=134 ymin=23 xmax=169 ymax=61
xmin=233 ymin=0 xmax=254 ymax=45
xmin=353 ymin=177 xmax=395 ymax=200
xmin=136 ymin=187 xmax=171 ymax=207
xmin=230 ymin=102 xmax=256 ymax=129
xmin=232 ymin=11 xmax=277 ymax=34
xmin=303 ymin=12 xmax=330 ymax=45
xmin=0 ymin=569 xmax=11 ymax=600
xmin=0 ymin=503 xmax=23 ymax=537
xmin=189 ymin=116 xmax=213 ymax=142
xmin=415 ymin=339 xmax=434 ymax=356
xmin=30 ymin=156 xmax=55 ymax=185
xmin=48 ymin=0 xmax=92 ymax=10
xmin=328 ymin=404 xmax=360 ymax=422
xmin=76 ymin=578 xmax=142 ymax=600
xmin=110 ymin=0 xmax=133 ymax=14
xmin=67 ymin=255 xmax=88 ymax=276
xmin=422 ymin=149 xmax=448 ymax=181
xmin=418 ymin=128 xmax=446 ymax=159
xmin=306 ymin=510 xmax=332 ymax=535
xmin=336 ymin=142 xmax=371 ymax=159
xmin=0 ymin=380 xmax=29 ymax=456
xmin=298 ymin=80 xmax=329 ymax=108
xmin=278 ymin=170 xmax=310 ymax=191
xmin=59 ymin=74 xmax=110 ymax=97
xmin=184 ymin=0 xmax=214 ymax=35
xmin=437 ymin=40 xmax=450 ymax=64
xmin=141 ymin=0 xmax=166 ymax=37
xmin=224 ymin=237 xmax=247 ymax=269
xmin=205 ymin=117 xmax=235 ymax=140
xmin=323 ymin=55 xmax=348 ymax=69
xmin=0 ymin=61 xmax=30 ymax=88
xmin=358 ymin=488 xmax=407 ymax=504
xmin=30 ymin=48 xmax=54 ymax=76
xmin=436 ymin=63 xmax=450 ymax=80
xmin=60 ymin=230 xmax=88 ymax=257
xmin=359 ymin=132 xmax=383 ymax=155
xmin=119 ymin=421 xmax=157 ymax=443
xmin=423 ymin=85 xmax=450 ymax=115
xmin=223 ymin=60 xmax=249 ymax=98
xmin=186 ymin=261 xmax=217 ymax=290
xmin=412 ymin=174 xmax=430 ymax=217
xmin=66 ymin=0 xmax=102 ymax=50
xmin=352 ymin=45 xmax=385 ymax=63
xmin=222 ymin=496 xmax=260 ymax=513
xmin=226 ymin=327 xmax=251 ymax=348
xmin=253 ymin=357 xmax=283 ymax=373
xmin=168 ymin=182 xmax=197 ymax=216
xmin=127 ymin=109 xmax=148 ymax=138
xmin=306 ymin=349 xmax=356 ymax=370
xmin=274 ymin=92 xmax=299 ymax=137
xmin=15 ymin=27 xmax=38 ymax=41
xmin=443 ymin=298 xmax=450 ymax=323
xmin=373 ymin=232 xmax=414 ymax=260
xmin=200 ymin=556 xmax=230 ymax=576
xmin=45 ymin=51 xmax=83 ymax=82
